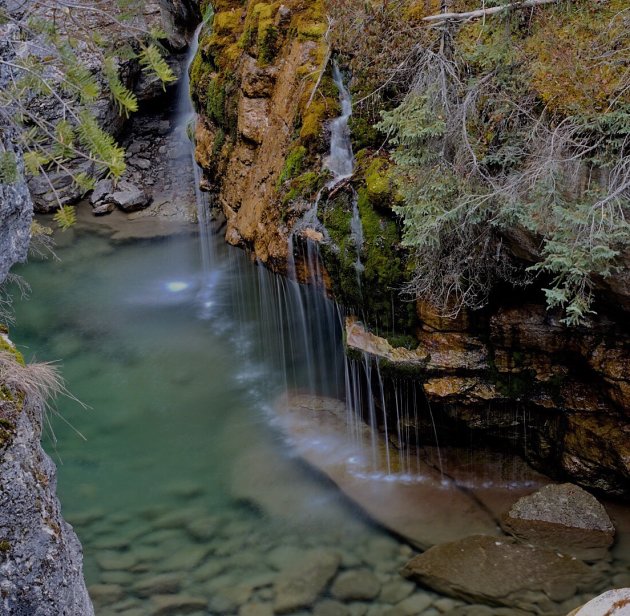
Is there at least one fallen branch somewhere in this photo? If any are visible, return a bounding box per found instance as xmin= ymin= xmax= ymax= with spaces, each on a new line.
xmin=423 ymin=0 xmax=559 ymax=23
xmin=304 ymin=17 xmax=333 ymax=110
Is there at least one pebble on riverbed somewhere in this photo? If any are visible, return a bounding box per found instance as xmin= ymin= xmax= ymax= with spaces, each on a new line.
xmin=72 ymin=497 xmax=629 ymax=616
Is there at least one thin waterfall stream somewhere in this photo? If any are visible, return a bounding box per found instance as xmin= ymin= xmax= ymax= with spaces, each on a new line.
xmin=7 ymin=29 xmax=630 ymax=616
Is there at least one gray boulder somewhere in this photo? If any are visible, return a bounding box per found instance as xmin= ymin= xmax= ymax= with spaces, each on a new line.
xmin=110 ymin=180 xmax=152 ymax=212
xmin=502 ymin=484 xmax=615 ymax=561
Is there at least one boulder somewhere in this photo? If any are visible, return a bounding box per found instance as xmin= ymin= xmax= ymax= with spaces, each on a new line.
xmin=90 ymin=178 xmax=113 ymax=205
xmin=273 ymin=548 xmax=341 ymax=613
xmin=401 ymin=535 xmax=604 ymax=615
xmin=567 ymin=588 xmax=630 ymax=615
xmin=502 ymin=484 xmax=615 ymax=560
xmin=110 ymin=181 xmax=152 ymax=212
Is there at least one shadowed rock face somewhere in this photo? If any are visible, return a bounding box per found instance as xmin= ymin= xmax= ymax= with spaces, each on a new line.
xmin=345 ymin=311 xmax=630 ymax=497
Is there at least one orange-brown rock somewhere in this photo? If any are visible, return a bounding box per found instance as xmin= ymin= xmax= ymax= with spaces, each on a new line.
xmin=416 ymin=298 xmax=471 ymax=332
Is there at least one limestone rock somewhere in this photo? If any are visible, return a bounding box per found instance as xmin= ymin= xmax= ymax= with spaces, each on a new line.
xmin=88 ymin=583 xmax=124 ymax=605
xmin=90 ymin=178 xmax=114 ymax=205
xmin=241 ymin=56 xmax=278 ymax=98
xmin=314 ymin=599 xmax=351 ymax=616
xmin=0 ymin=138 xmax=32 ymax=284
xmin=567 ymin=588 xmax=630 ymax=615
xmin=331 ymin=569 xmax=382 ymax=601
xmin=395 ymin=593 xmax=433 ymax=615
xmin=273 ymin=548 xmax=341 ymax=613
xmin=273 ymin=394 xmax=500 ymax=550
xmin=0 ymin=343 xmax=94 ymax=615
xmin=238 ymin=97 xmax=271 ymax=144
xmin=502 ymin=484 xmax=615 ymax=560
xmin=379 ymin=580 xmax=415 ymax=604
xmin=401 ymin=535 xmax=603 ymax=615
xmin=110 ymin=181 xmax=152 ymax=212
xmin=149 ymin=594 xmax=208 ymax=616
xmin=239 ymin=603 xmax=275 ymax=616
xmin=92 ymin=202 xmax=115 ymax=216
xmin=133 ymin=573 xmax=182 ymax=598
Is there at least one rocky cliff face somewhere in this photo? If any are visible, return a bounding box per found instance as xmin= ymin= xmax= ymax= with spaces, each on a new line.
xmin=0 ymin=339 xmax=94 ymax=616
xmin=191 ymin=2 xmax=630 ymax=496
xmin=0 ymin=139 xmax=32 ymax=284
xmin=191 ymin=0 xmax=336 ymax=269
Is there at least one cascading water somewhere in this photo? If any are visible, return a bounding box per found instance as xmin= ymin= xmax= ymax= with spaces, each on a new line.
xmin=174 ymin=18 xmax=219 ymax=314
xmin=324 ymin=62 xmax=355 ymax=183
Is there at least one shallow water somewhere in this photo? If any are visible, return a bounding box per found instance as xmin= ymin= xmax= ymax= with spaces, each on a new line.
xmin=9 ymin=229 xmax=629 ymax=616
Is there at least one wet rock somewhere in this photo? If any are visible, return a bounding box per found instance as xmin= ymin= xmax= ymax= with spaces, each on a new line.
xmin=401 ymin=535 xmax=603 ymax=614
xmin=267 ymin=544 xmax=306 ymax=571
xmin=433 ymin=597 xmax=460 ymax=612
xmin=379 ymin=580 xmax=415 ymax=604
xmin=110 ymin=180 xmax=152 ymax=212
xmin=395 ymin=593 xmax=433 ymax=615
xmin=273 ymin=548 xmax=341 ymax=613
xmin=502 ymin=483 xmax=615 ymax=560
xmin=314 ymin=599 xmax=351 ymax=616
xmin=239 ymin=602 xmax=275 ymax=616
xmin=567 ymin=588 xmax=630 ymax=615
xmin=88 ymin=584 xmax=124 ymax=605
xmin=149 ymin=594 xmax=208 ymax=615
xmin=100 ymin=571 xmax=134 ymax=585
xmin=96 ymin=550 xmax=139 ymax=571
xmin=133 ymin=573 xmax=182 ymax=598
xmin=331 ymin=569 xmax=381 ymax=601
xmin=349 ymin=603 xmax=370 ymax=616
xmin=273 ymin=394 xmax=499 ymax=550
xmin=155 ymin=545 xmax=209 ymax=571
xmin=207 ymin=575 xmax=253 ymax=613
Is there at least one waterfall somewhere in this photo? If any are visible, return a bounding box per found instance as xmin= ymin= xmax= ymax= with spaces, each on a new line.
xmin=324 ymin=62 xmax=354 ymax=184
xmin=174 ymin=19 xmax=218 ymax=313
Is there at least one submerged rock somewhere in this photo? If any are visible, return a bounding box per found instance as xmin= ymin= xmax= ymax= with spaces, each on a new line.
xmin=273 ymin=547 xmax=341 ymax=613
xmin=502 ymin=483 xmax=615 ymax=560
xmin=401 ymin=535 xmax=603 ymax=615
xmin=149 ymin=594 xmax=208 ymax=616
xmin=331 ymin=569 xmax=381 ymax=601
xmin=272 ymin=393 xmax=500 ymax=550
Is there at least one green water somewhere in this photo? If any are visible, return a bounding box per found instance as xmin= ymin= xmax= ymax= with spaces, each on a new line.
xmin=9 ymin=229 xmax=629 ymax=616
xmin=9 ymin=230 xmax=423 ymax=615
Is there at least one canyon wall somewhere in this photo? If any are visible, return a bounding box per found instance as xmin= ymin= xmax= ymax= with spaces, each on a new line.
xmin=193 ymin=0 xmax=629 ymax=496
